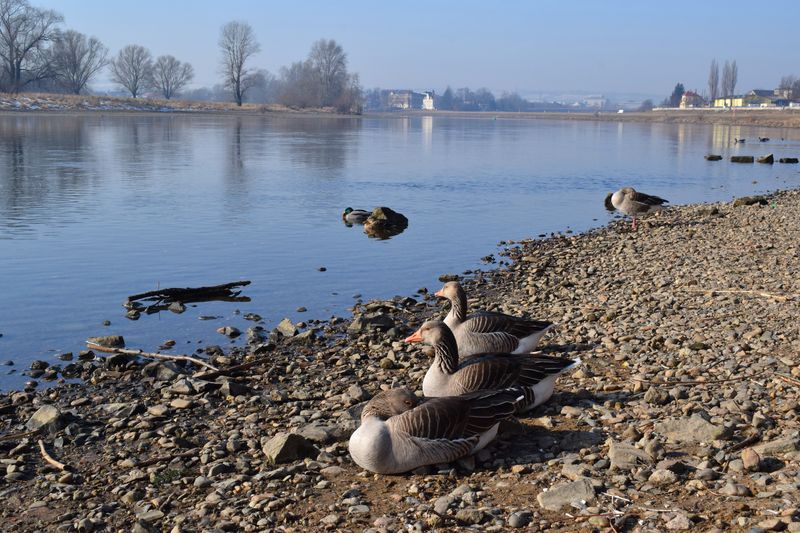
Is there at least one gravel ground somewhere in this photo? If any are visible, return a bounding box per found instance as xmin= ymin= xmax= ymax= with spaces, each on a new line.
xmin=1 ymin=189 xmax=799 ymax=532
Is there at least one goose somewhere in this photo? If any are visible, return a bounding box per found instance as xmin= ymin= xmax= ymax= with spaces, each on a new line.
xmin=434 ymin=281 xmax=554 ymax=358
xmin=348 ymin=387 xmax=521 ymax=474
xmin=405 ymin=320 xmax=579 ymax=413
xmin=607 ymin=187 xmax=669 ymax=231
xmin=342 ymin=207 xmax=371 ymax=225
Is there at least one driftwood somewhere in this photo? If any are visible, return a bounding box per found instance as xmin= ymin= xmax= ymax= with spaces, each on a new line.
xmin=86 ymin=343 xmax=218 ymax=372
xmin=0 ymin=429 xmax=38 ymax=442
xmin=125 ymin=280 xmax=251 ymax=310
xmin=38 ymin=439 xmax=69 ymax=471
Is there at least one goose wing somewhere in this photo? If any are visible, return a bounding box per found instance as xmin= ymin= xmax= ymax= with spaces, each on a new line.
xmin=629 ymin=190 xmax=668 ymax=207
xmin=452 ymin=354 xmax=527 ymax=393
xmin=517 ymin=355 xmax=579 ymax=385
xmin=463 ymin=311 xmax=553 ymax=338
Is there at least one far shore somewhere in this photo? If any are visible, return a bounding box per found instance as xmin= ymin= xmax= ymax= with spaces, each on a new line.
xmin=3 ymin=92 xmax=800 ymax=128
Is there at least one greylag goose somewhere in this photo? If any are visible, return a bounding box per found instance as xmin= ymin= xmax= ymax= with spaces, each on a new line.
xmin=607 ymin=187 xmax=669 ymax=230
xmin=348 ymin=387 xmax=521 ymax=474
xmin=435 ymin=281 xmax=553 ymax=358
xmin=342 ymin=207 xmax=371 ymax=225
xmin=405 ymin=320 xmax=579 ymax=412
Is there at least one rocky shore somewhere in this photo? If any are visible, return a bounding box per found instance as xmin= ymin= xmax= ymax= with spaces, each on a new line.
xmin=1 ymin=189 xmax=799 ymax=532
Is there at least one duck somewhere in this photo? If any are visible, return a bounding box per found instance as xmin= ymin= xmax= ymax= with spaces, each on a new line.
xmin=606 ymin=187 xmax=669 ymax=231
xmin=405 ymin=320 xmax=579 ymax=413
xmin=735 ymin=138 xmax=746 ymax=143
xmin=759 ymin=137 xmax=769 ymax=142
xmin=348 ymin=387 xmax=521 ymax=474
xmin=434 ymin=281 xmax=554 ymax=358
xmin=342 ymin=207 xmax=371 ymax=225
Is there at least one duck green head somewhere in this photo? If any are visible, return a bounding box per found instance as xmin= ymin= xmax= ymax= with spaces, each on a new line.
xmin=343 ymin=207 xmax=354 ymax=215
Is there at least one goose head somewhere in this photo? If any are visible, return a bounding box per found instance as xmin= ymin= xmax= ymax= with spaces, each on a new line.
xmin=361 ymin=388 xmax=418 ymax=420
xmin=434 ymin=281 xmax=462 ymax=301
xmin=404 ymin=320 xmax=456 ymax=349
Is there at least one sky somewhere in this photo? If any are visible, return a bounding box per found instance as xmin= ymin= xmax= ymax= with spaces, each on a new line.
xmin=46 ymin=0 xmax=800 ymax=100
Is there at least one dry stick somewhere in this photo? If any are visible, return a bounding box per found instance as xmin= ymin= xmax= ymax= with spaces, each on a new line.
xmin=632 ymin=376 xmax=746 ymax=386
xmin=0 ymin=429 xmax=38 ymax=442
xmin=126 ymin=280 xmax=251 ymax=303
xmin=679 ymin=287 xmax=797 ymax=301
xmin=38 ymin=439 xmax=69 ymax=471
xmin=776 ymin=374 xmax=800 ymax=387
xmin=727 ymin=434 xmax=761 ymax=453
xmin=86 ymin=343 xmax=218 ymax=372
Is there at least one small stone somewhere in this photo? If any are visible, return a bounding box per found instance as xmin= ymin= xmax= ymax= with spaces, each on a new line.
xmin=217 ymin=326 xmax=241 ymax=338
xmin=665 ymin=512 xmax=692 ymax=530
xmin=649 ymin=469 xmax=678 ymax=486
xmin=742 ymin=448 xmax=761 ymax=471
xmin=87 ymin=335 xmax=125 ymax=348
xmin=26 ymin=405 xmax=67 ymax=432
xmin=508 ymin=511 xmax=532 ymax=528
xmin=455 ymin=508 xmax=485 ymax=525
xmin=170 ymin=398 xmax=193 ymax=409
xmin=262 ymin=433 xmax=318 ymax=464
xmin=276 ymin=318 xmax=298 ymax=337
xmin=537 ymin=478 xmax=596 ymax=511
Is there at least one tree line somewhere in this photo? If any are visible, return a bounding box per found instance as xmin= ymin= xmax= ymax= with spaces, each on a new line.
xmin=0 ymin=0 xmax=362 ymax=112
xmin=364 ymin=86 xmax=567 ymax=112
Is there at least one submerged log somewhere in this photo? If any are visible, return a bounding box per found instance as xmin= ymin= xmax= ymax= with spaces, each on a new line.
xmin=125 ymin=280 xmax=251 ymax=309
xmin=730 ymin=155 xmax=754 ymax=163
xmin=705 ymin=154 xmax=723 ymax=161
xmin=756 ymin=153 xmax=774 ymax=164
xmin=779 ymin=157 xmax=799 ymax=164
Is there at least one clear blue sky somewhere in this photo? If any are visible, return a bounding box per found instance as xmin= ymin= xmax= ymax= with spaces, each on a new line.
xmin=47 ymin=0 xmax=799 ymax=98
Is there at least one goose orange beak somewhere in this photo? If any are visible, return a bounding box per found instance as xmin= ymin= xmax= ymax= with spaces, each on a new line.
xmin=404 ymin=329 xmax=423 ymax=343
xmin=434 ymin=288 xmax=444 ymax=297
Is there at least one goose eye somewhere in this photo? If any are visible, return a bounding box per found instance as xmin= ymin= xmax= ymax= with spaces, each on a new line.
xmin=404 ymin=400 xmax=413 ymax=407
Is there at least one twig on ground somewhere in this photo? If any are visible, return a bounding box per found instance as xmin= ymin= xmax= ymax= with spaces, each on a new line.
xmin=38 ymin=439 xmax=69 ymax=471
xmin=632 ymin=376 xmax=745 ymax=386
xmin=776 ymin=374 xmax=800 ymax=387
xmin=679 ymin=287 xmax=796 ymax=302
xmin=727 ymin=434 xmax=761 ymax=453
xmin=86 ymin=343 xmax=218 ymax=372
xmin=0 ymin=429 xmax=38 ymax=442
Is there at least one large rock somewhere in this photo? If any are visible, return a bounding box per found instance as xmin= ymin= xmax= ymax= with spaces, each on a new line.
xmin=86 ymin=335 xmax=125 ymax=348
xmin=752 ymin=434 xmax=800 ymax=456
xmin=262 ymin=433 xmax=318 ymax=464
xmin=26 ymin=405 xmax=67 ymax=432
xmin=608 ymin=441 xmax=653 ymax=471
xmin=537 ymin=477 xmax=596 ymax=511
xmin=275 ymin=318 xmax=297 ymax=337
xmin=654 ymin=413 xmax=731 ymax=444
xmin=347 ymin=311 xmax=395 ymax=334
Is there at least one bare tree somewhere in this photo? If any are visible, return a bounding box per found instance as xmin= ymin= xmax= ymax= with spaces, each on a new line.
xmin=721 ymin=59 xmax=738 ymax=97
xmin=49 ymin=29 xmax=107 ymax=94
xmin=0 ymin=0 xmax=62 ymax=92
xmin=150 ymin=55 xmax=193 ymax=99
xmin=707 ymin=58 xmax=719 ymax=102
xmin=278 ymin=60 xmax=320 ymax=108
xmin=110 ymin=44 xmax=152 ymax=97
xmin=218 ymin=21 xmax=260 ymax=106
xmin=308 ymin=38 xmax=347 ymax=107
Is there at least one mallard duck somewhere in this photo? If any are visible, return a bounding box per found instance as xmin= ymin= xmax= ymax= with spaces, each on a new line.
xmin=405 ymin=320 xmax=579 ymax=413
xmin=342 ymin=207 xmax=370 ymax=225
xmin=348 ymin=387 xmax=520 ymax=474
xmin=607 ymin=187 xmax=669 ymax=230
xmin=435 ymin=281 xmax=553 ymax=358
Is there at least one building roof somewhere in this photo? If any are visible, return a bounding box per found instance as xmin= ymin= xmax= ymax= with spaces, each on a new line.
xmin=748 ymin=89 xmax=774 ymax=97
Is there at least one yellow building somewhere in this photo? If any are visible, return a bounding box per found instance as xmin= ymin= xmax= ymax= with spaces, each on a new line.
xmin=713 ymin=96 xmax=744 ymax=108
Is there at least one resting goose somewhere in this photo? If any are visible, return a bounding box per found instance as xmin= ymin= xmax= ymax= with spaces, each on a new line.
xmin=435 ymin=281 xmax=553 ymax=358
xmin=348 ymin=387 xmax=521 ymax=474
xmin=342 ymin=207 xmax=371 ymax=225
xmin=405 ymin=320 xmax=579 ymax=413
xmin=607 ymin=187 xmax=669 ymax=231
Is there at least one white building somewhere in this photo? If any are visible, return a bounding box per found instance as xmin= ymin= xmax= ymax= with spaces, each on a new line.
xmin=422 ymin=91 xmax=435 ymax=110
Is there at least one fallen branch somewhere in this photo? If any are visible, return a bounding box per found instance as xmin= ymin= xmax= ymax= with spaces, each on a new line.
xmin=776 ymin=374 xmax=800 ymax=387
xmin=86 ymin=343 xmax=218 ymax=372
xmin=679 ymin=288 xmax=796 ymax=302
xmin=0 ymin=429 xmax=38 ymax=442
xmin=726 ymin=434 xmax=761 ymax=453
xmin=38 ymin=439 xmax=69 ymax=471
xmin=193 ymin=356 xmax=272 ymax=380
xmin=126 ymin=280 xmax=251 ymax=306
xmin=633 ymin=376 xmax=745 ymax=386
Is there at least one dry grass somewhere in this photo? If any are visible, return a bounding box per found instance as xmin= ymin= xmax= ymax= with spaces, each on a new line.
xmin=0 ymin=91 xmax=338 ymax=115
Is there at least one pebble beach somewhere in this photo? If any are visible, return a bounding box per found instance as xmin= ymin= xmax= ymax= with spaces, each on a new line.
xmin=1 ymin=188 xmax=799 ymax=532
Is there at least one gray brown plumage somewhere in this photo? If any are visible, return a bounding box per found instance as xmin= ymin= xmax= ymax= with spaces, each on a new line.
xmin=348 ymin=387 xmax=520 ymax=474
xmin=434 ymin=281 xmax=553 ymax=358
xmin=607 ymin=187 xmax=668 ymax=230
xmin=405 ymin=320 xmax=579 ymax=413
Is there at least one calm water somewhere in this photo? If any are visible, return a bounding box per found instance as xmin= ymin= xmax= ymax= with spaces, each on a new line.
xmin=1 ymin=113 xmax=799 ymax=389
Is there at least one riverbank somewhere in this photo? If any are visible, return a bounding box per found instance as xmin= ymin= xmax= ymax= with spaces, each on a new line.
xmin=0 ymin=92 xmax=341 ymax=116
xmin=1 ymin=189 xmax=799 ymax=531
xmin=369 ymin=108 xmax=800 ymax=129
